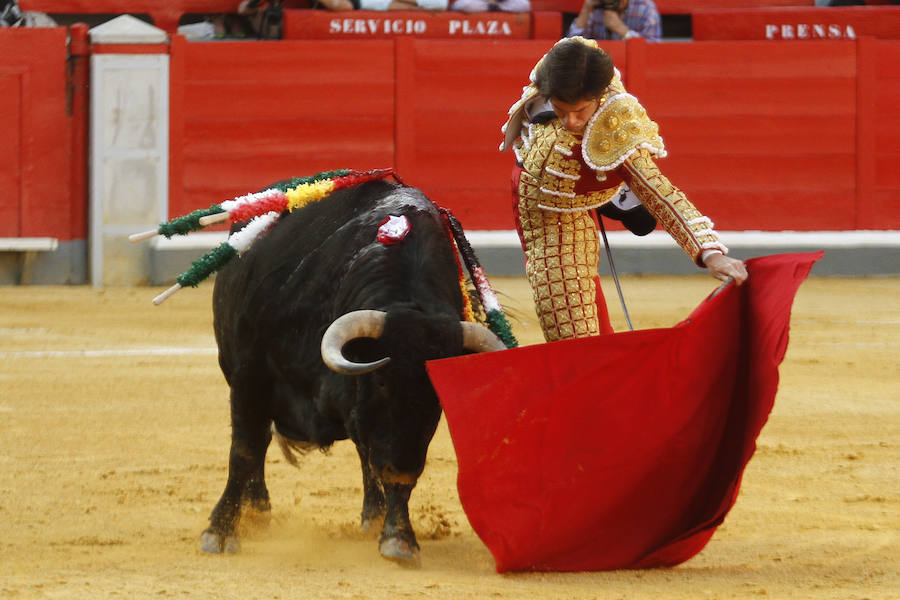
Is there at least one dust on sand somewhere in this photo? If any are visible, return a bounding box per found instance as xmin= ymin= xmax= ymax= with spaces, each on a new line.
xmin=1 ymin=275 xmax=897 ymax=599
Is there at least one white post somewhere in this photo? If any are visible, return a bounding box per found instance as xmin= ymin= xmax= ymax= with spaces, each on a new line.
xmin=89 ymin=15 xmax=169 ymax=287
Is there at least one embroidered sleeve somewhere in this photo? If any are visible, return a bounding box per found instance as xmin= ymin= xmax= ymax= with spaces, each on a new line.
xmin=620 ymin=149 xmax=728 ymax=265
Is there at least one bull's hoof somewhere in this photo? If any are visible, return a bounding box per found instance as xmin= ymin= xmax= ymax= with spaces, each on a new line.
xmin=201 ymin=529 xmax=240 ymax=554
xmin=379 ymin=537 xmax=421 ymax=568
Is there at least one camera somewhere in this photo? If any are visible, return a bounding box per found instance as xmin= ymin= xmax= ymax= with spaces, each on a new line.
xmin=594 ymin=0 xmax=620 ymax=9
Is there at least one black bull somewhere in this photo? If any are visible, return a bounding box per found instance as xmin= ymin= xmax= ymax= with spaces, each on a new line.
xmin=201 ymin=179 xmax=504 ymax=566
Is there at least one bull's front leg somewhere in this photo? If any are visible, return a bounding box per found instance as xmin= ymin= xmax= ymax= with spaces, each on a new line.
xmin=378 ymin=482 xmax=420 ymax=568
xmin=244 ymin=457 xmax=272 ymax=515
xmin=202 ymin=395 xmax=272 ymax=554
xmin=356 ymin=446 xmax=386 ymax=535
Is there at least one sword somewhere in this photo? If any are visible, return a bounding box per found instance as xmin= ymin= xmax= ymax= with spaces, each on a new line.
xmin=597 ymin=216 xmax=634 ymax=331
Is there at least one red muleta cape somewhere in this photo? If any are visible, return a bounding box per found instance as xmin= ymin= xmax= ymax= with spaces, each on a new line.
xmin=426 ymin=252 xmax=823 ymax=572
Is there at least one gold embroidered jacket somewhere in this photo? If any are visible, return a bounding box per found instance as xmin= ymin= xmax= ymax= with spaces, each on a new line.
xmin=500 ymin=39 xmax=728 ymax=265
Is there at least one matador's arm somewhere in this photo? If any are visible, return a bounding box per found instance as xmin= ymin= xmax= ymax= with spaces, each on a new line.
xmin=619 ymin=149 xmax=728 ymax=266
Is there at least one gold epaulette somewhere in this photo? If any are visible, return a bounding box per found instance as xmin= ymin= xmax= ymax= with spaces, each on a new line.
xmin=582 ymin=93 xmax=666 ymax=172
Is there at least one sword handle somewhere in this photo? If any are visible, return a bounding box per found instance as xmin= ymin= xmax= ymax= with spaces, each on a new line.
xmin=708 ymin=276 xmax=734 ymax=300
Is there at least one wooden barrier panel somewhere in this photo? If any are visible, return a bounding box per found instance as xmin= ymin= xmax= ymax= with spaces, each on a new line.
xmin=632 ymin=40 xmax=859 ymax=231
xmin=168 ymin=37 xmax=397 ymax=218
xmin=0 ymin=27 xmax=85 ymax=241
xmin=282 ymin=9 xmax=561 ymax=40
xmin=393 ymin=39 xmax=626 ymax=229
xmin=693 ymin=6 xmax=900 ymax=41
xmin=857 ymin=37 xmax=900 ymax=229
xmin=0 ymin=56 xmax=22 ymax=237
xmin=393 ymin=39 xmax=550 ymax=229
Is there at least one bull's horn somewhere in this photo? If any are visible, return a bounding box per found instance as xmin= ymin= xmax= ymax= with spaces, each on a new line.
xmin=321 ymin=310 xmax=391 ymax=375
xmin=461 ymin=322 xmax=506 ymax=353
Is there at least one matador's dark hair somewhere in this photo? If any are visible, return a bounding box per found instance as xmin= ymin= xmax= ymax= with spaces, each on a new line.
xmin=534 ymin=39 xmax=614 ymax=104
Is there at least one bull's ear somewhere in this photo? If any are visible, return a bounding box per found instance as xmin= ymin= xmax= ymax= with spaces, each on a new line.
xmin=460 ymin=322 xmax=506 ymax=353
xmin=321 ymin=310 xmax=391 ymax=375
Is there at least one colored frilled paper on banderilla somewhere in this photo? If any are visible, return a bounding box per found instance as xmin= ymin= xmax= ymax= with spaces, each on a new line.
xmin=426 ymin=252 xmax=823 ymax=573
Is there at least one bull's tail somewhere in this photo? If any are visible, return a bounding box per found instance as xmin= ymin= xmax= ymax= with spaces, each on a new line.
xmin=271 ymin=424 xmax=316 ymax=468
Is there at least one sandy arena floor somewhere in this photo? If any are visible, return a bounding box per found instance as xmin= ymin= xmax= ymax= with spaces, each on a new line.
xmin=1 ymin=272 xmax=897 ymax=599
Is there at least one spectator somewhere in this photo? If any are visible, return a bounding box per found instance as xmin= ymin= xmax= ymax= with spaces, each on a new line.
xmin=1 ymin=0 xmax=56 ymax=27
xmin=567 ymin=0 xmax=661 ymax=42
xmin=449 ymin=0 xmax=530 ymax=13
xmin=235 ymin=0 xmax=284 ymax=37
xmin=0 ymin=0 xmax=22 ymax=26
xmin=315 ymin=0 xmax=449 ymax=10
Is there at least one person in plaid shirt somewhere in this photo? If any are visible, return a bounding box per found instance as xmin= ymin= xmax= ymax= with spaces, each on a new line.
xmin=567 ymin=0 xmax=661 ymax=42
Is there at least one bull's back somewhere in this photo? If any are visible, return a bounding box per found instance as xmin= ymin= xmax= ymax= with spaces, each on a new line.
xmin=212 ymin=180 xmax=459 ymax=379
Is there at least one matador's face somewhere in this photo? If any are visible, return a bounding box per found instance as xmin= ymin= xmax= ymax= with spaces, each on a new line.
xmin=550 ymin=97 xmax=600 ymax=134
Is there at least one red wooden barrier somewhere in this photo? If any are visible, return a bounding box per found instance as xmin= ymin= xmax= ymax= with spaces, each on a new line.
xmin=283 ymin=9 xmax=562 ymax=40
xmin=0 ymin=51 xmax=23 ymax=236
xmin=693 ymin=6 xmax=900 ymax=41
xmin=857 ymin=37 xmax=900 ymax=229
xmin=166 ymin=37 xmax=900 ymax=231
xmin=3 ymin=29 xmax=897 ymax=285
xmin=168 ymin=36 xmax=397 ymax=219
xmin=68 ymin=24 xmax=90 ymax=243
xmin=634 ymin=40 xmax=859 ymax=231
xmin=393 ymin=39 xmax=625 ymax=228
xmin=394 ymin=38 xmax=547 ymax=228
xmin=0 ymin=26 xmax=87 ymax=241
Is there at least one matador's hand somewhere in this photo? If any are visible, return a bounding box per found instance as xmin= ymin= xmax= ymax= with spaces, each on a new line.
xmin=704 ymin=253 xmax=748 ymax=285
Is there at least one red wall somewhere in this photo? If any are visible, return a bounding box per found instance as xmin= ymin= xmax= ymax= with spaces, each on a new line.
xmin=860 ymin=38 xmax=900 ymax=229
xmin=3 ymin=32 xmax=898 ymax=242
xmin=168 ymin=37 xmax=398 ymax=220
xmin=0 ymin=26 xmax=88 ymax=242
xmin=169 ymin=37 xmax=900 ymax=232
xmin=631 ymin=40 xmax=858 ymax=231
xmin=394 ymin=39 xmax=550 ymax=228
